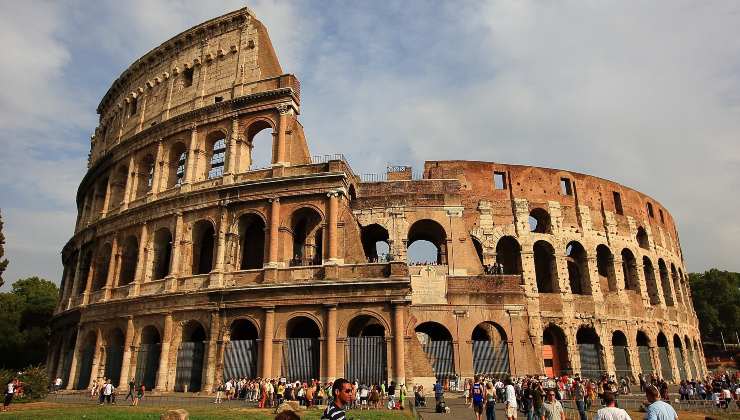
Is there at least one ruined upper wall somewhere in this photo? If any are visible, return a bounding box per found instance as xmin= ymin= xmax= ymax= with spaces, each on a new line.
xmin=90 ymin=8 xmax=290 ymax=166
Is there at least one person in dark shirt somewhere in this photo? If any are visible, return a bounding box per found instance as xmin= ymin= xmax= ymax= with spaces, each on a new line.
xmin=531 ymin=381 xmax=544 ymax=420
xmin=322 ymin=378 xmax=352 ymax=420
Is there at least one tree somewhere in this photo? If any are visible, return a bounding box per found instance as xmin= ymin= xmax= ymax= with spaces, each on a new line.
xmin=0 ymin=209 xmax=8 ymax=288
xmin=689 ymin=269 xmax=740 ymax=343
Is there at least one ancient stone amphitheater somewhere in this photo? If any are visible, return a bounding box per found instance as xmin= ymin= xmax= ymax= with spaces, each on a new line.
xmin=49 ymin=8 xmax=706 ymax=393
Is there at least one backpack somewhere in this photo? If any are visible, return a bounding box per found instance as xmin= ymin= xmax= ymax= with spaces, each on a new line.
xmin=472 ymin=383 xmax=483 ymax=404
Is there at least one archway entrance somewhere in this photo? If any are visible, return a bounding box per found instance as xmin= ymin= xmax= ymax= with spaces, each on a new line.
xmin=636 ymin=331 xmax=654 ymax=375
xmin=135 ymin=326 xmax=161 ymax=390
xmin=471 ymin=322 xmax=510 ymax=376
xmin=346 ymin=315 xmax=387 ymax=386
xmin=104 ymin=328 xmax=125 ymax=386
xmin=415 ymin=322 xmax=455 ymax=381
xmin=542 ymin=325 xmax=568 ymax=377
xmin=673 ymin=335 xmax=687 ymax=381
xmin=61 ymin=332 xmax=76 ymax=387
xmin=577 ymin=327 xmax=604 ymax=379
xmin=75 ymin=332 xmax=96 ymax=390
xmin=657 ymin=333 xmax=673 ymax=381
xmin=611 ymin=331 xmax=631 ymax=379
xmin=685 ymin=337 xmax=697 ymax=379
xmin=175 ymin=321 xmax=206 ymax=392
xmin=282 ymin=317 xmax=321 ymax=382
xmin=224 ymin=320 xmax=259 ymax=380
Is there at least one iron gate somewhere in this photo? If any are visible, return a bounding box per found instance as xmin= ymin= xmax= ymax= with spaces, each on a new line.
xmin=104 ymin=345 xmax=124 ymax=386
xmin=638 ymin=346 xmax=653 ymax=374
xmin=422 ymin=340 xmax=456 ymax=379
xmin=472 ymin=340 xmax=510 ymax=376
xmin=282 ymin=338 xmax=320 ymax=382
xmin=658 ymin=347 xmax=673 ymax=381
xmin=135 ymin=344 xmax=161 ymax=390
xmin=175 ymin=341 xmax=205 ymax=392
xmin=224 ymin=339 xmax=258 ymax=380
xmin=75 ymin=345 xmax=95 ymax=390
xmin=578 ymin=343 xmax=604 ymax=378
xmin=612 ymin=345 xmax=631 ymax=378
xmin=674 ymin=347 xmax=687 ymax=380
xmin=346 ymin=337 xmax=387 ymax=386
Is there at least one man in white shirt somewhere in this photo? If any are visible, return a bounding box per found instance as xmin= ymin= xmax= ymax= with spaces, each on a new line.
xmin=595 ymin=392 xmax=631 ymax=420
xmin=505 ymin=377 xmax=518 ymax=420
xmin=53 ymin=377 xmax=62 ymax=393
xmin=102 ymin=379 xmax=114 ymax=404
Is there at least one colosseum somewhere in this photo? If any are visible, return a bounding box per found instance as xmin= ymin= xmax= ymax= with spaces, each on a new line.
xmin=48 ymin=7 xmax=707 ymax=394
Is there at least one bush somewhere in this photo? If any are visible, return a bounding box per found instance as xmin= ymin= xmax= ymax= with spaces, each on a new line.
xmin=0 ymin=365 xmax=49 ymax=401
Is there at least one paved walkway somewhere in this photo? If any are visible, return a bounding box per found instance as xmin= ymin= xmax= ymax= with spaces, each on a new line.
xmin=416 ymin=393 xmax=506 ymax=420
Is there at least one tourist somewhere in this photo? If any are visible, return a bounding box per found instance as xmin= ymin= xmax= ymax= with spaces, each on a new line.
xmin=90 ymin=378 xmax=98 ymax=400
xmin=594 ymin=391 xmax=630 ymax=420
xmin=321 ymin=378 xmax=352 ymax=420
xmin=133 ymin=383 xmax=145 ymax=406
xmin=472 ymin=376 xmax=485 ymax=420
xmin=387 ymin=381 xmax=396 ymax=409
xmin=214 ymin=381 xmax=224 ymax=404
xmin=125 ymin=380 xmax=135 ymax=401
xmin=485 ymin=381 xmax=496 ymax=420
xmin=505 ymin=377 xmax=518 ymax=420
xmin=573 ymin=379 xmax=587 ymax=420
xmin=2 ymin=378 xmax=16 ymax=413
xmin=465 ymin=378 xmax=472 ymax=405
xmin=400 ymin=383 xmax=407 ymax=409
xmin=53 ymin=377 xmax=62 ymax=393
xmin=644 ymin=385 xmax=677 ymax=420
xmin=542 ymin=390 xmax=564 ymax=420
xmin=434 ymin=379 xmax=444 ymax=403
xmin=531 ymin=381 xmax=544 ymax=420
xmin=101 ymin=379 xmax=114 ymax=404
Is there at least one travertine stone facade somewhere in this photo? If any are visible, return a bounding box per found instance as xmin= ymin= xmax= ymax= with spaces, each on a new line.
xmin=49 ymin=8 xmax=706 ymax=394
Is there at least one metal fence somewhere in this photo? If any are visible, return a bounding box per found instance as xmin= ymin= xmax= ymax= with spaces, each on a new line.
xmin=135 ymin=344 xmax=161 ymax=390
xmin=658 ymin=347 xmax=673 ymax=381
xmin=578 ymin=344 xmax=604 ymax=379
xmin=311 ymin=154 xmax=345 ymax=164
xmin=282 ymin=338 xmax=320 ymax=383
xmin=422 ymin=340 xmax=456 ymax=380
xmin=472 ymin=340 xmax=510 ymax=376
xmin=345 ymin=336 xmax=387 ymax=386
xmin=223 ymin=340 xmax=258 ymax=380
xmin=175 ymin=342 xmax=205 ymax=392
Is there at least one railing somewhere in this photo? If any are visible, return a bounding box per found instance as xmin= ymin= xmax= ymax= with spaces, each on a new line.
xmin=89 ymin=289 xmax=106 ymax=304
xmin=177 ymin=274 xmax=209 ymax=291
xmin=311 ymin=154 xmax=345 ymax=164
xmin=139 ymin=279 xmax=166 ymax=296
xmin=109 ymin=284 xmax=131 ymax=300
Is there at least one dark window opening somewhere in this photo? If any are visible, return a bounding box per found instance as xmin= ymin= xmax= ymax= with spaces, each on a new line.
xmin=493 ymin=171 xmax=506 ymax=190
xmin=529 ymin=208 xmax=552 ymax=234
xmin=214 ymin=96 xmax=223 ymax=103
xmin=659 ymin=209 xmax=664 ymax=224
xmin=183 ymin=67 xmax=194 ymax=87
xmin=613 ymin=192 xmax=623 ymax=215
xmin=560 ymin=178 xmax=572 ymax=196
xmin=647 ymin=202 xmax=654 ymax=218
xmin=208 ymin=138 xmax=226 ymax=179
xmin=533 ymin=240 xmax=557 ymax=293
xmin=130 ymin=97 xmax=138 ymax=116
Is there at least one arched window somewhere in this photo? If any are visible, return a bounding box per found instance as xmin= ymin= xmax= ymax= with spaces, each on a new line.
xmin=283 ymin=316 xmax=321 ymax=382
xmin=611 ymin=331 xmax=631 ymax=378
xmin=192 ymin=220 xmax=215 ymax=275
xmin=534 ymin=240 xmax=557 ymax=293
xmin=643 ymin=256 xmax=660 ymax=305
xmin=471 ymin=322 xmax=510 ymax=376
xmin=657 ymin=333 xmax=673 ymax=381
xmin=576 ymin=327 xmax=604 ymax=378
xmin=136 ymin=326 xmax=161 ymax=390
xmin=290 ymin=208 xmax=323 ymax=266
xmin=166 ymin=142 xmax=187 ymax=188
xmin=175 ymin=321 xmax=207 ymax=392
xmin=529 ymin=208 xmax=552 ymax=233
xmin=238 ymin=214 xmax=266 ymax=270
xmin=596 ymin=245 xmax=617 ymax=292
xmin=671 ymin=264 xmax=683 ymax=304
xmin=673 ymin=334 xmax=687 ymax=380
xmin=207 ymin=134 xmax=227 ymax=179
xmin=407 ymin=219 xmax=448 ymax=265
xmin=360 ymin=223 xmax=390 ymax=263
xmin=93 ymin=243 xmax=112 ymax=291
xmin=152 ymin=228 xmax=173 ymax=280
xmin=76 ymin=249 xmax=93 ymax=295
xmin=621 ymin=249 xmax=640 ymax=291
xmin=566 ymin=241 xmax=590 ymax=295
xmin=658 ymin=259 xmax=674 ymax=306
xmin=636 ymin=227 xmax=650 ymax=250
xmin=118 ymin=236 xmax=139 ymax=286
xmin=246 ymin=120 xmax=274 ymax=170
xmin=104 ymin=328 xmax=125 ymax=386
xmin=136 ymin=154 xmax=155 ymax=197
xmin=346 ymin=315 xmax=388 ymax=385
xmin=496 ymin=236 xmax=522 ymax=275
xmin=109 ymin=165 xmax=128 ymax=207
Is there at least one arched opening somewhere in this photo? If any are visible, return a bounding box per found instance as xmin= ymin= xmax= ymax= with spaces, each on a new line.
xmin=596 ymin=245 xmax=617 ymax=292
xmin=206 ymin=133 xmax=227 ymax=179
xmin=152 ymin=228 xmax=173 ymax=280
xmin=693 ymin=340 xmax=701 ymax=377
xmin=685 ymin=336 xmax=697 ymax=379
xmin=471 ymin=237 xmax=485 ymax=267
xmin=167 ymin=142 xmax=188 ymax=188
xmin=636 ymin=331 xmax=654 ymax=375
xmin=290 ymin=208 xmax=323 ymax=266
xmin=472 ymin=322 xmax=510 ymax=376
xmin=93 ymin=177 xmax=108 ymax=216
xmin=415 ymin=322 xmax=455 ymax=381
xmin=360 ymin=224 xmax=390 ymax=263
xmin=542 ymin=325 xmax=569 ymax=377
xmin=93 ymin=243 xmax=112 ymax=291
xmin=104 ymin=328 xmax=125 ymax=386
xmin=75 ymin=331 xmax=97 ymax=390
xmin=109 ymin=165 xmax=128 ymax=207
xmin=621 ymin=249 xmax=640 ymax=292
xmin=118 ymin=236 xmax=138 ymax=286
xmin=671 ymin=264 xmax=683 ymax=304
xmin=566 ymin=241 xmax=591 ymax=295
xmin=673 ymin=335 xmax=687 ymax=380
xmin=643 ymin=257 xmax=660 ymax=305
xmin=576 ymin=327 xmax=604 ymax=378
xmin=224 ymin=319 xmax=259 ymax=380
xmin=658 ymin=259 xmax=674 ymax=306
xmin=282 ymin=316 xmax=321 ymax=382
xmin=611 ymin=331 xmax=631 ymax=379
xmin=346 ymin=315 xmax=388 ymax=385
xmin=192 ymin=220 xmax=215 ymax=275
xmin=636 ymin=227 xmax=650 ymax=250
xmin=136 ymin=154 xmax=155 ymax=197
xmin=238 ymin=214 xmax=266 ymax=270
xmin=657 ymin=332 xmax=673 ymax=381
xmin=407 ymin=219 xmax=448 ymax=265
xmin=135 ymin=326 xmax=161 ymax=390
xmin=76 ymin=249 xmax=93 ymax=295
xmin=534 ymin=240 xmax=557 ymax=293
xmin=495 ymin=236 xmax=522 ymax=275
xmin=175 ymin=321 xmax=206 ymax=392
xmin=529 ymin=208 xmax=552 ymax=233
xmin=246 ymin=120 xmax=274 ymax=170
xmin=61 ymin=331 xmax=77 ymax=387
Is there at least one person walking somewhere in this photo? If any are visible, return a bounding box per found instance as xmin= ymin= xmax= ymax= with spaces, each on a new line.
xmin=485 ymin=381 xmax=497 ymax=420
xmin=542 ymin=390 xmax=565 ymax=420
xmin=2 ymin=378 xmax=16 ymax=412
xmin=132 ymin=383 xmax=144 ymax=406
xmin=125 ymin=380 xmax=135 ymax=401
xmin=472 ymin=376 xmax=485 ymax=420
xmin=594 ymin=392 xmax=630 ymax=420
xmin=573 ymin=379 xmax=587 ymax=420
xmin=644 ymin=385 xmax=677 ymax=420
xmin=505 ymin=377 xmax=518 ymax=420
xmin=102 ymin=379 xmax=114 ymax=404
xmin=322 ymin=378 xmax=352 ymax=420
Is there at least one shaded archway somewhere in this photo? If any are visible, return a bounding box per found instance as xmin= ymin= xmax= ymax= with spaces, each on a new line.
xmin=152 ymin=228 xmax=172 ymax=280
xmin=673 ymin=335 xmax=687 ymax=380
xmin=167 ymin=142 xmax=188 ymax=188
xmin=238 ymin=213 xmax=266 ymax=269
xmin=246 ymin=120 xmax=275 ymax=170
xmin=175 ymin=321 xmax=206 ymax=392
xmin=542 ymin=325 xmax=569 ymax=377
xmin=576 ymin=327 xmax=604 ymax=378
xmin=415 ymin=322 xmax=455 ymax=381
xmin=93 ymin=243 xmax=112 ymax=291
xmin=136 ymin=153 xmax=155 ymax=197
xmin=657 ymin=333 xmax=673 ymax=381
xmin=611 ymin=331 xmax=631 ymax=379
xmin=118 ymin=236 xmax=139 ymax=286
xmin=471 ymin=322 xmax=510 ymax=376
xmin=643 ymin=257 xmax=660 ymax=305
xmin=621 ymin=249 xmax=640 ymax=291
xmin=346 ymin=315 xmax=388 ymax=385
xmin=192 ymin=220 xmax=215 ymax=275
xmin=75 ymin=331 xmax=97 ymax=390
xmin=76 ymin=249 xmax=93 ymax=295
xmin=566 ymin=241 xmax=591 ymax=295
xmin=361 ymin=224 xmax=390 ymax=263
xmin=636 ymin=331 xmax=654 ymax=375
xmin=282 ymin=316 xmax=321 ymax=382
xmin=407 ymin=219 xmax=448 ymax=265
xmin=636 ymin=227 xmax=650 ymax=250
xmin=135 ymin=326 xmax=161 ymax=390
xmin=596 ymin=245 xmax=617 ymax=292
xmin=659 ymin=259 xmax=674 ymax=306
xmin=529 ymin=208 xmax=552 ymax=233
xmin=685 ymin=336 xmax=697 ymax=379
xmin=671 ymin=264 xmax=683 ymax=304
xmin=109 ymin=165 xmax=128 ymax=207
xmin=290 ymin=208 xmax=323 ymax=266
xmin=496 ymin=236 xmax=522 ymax=274
xmin=60 ymin=331 xmax=77 ymax=387
xmin=224 ymin=319 xmax=259 ymax=380
xmin=534 ymin=240 xmax=557 ymax=293
xmin=104 ymin=328 xmax=125 ymax=386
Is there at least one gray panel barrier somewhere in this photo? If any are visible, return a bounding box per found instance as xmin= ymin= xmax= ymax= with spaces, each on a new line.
xmin=282 ymin=338 xmax=320 ymax=383
xmin=75 ymin=345 xmax=95 ymax=390
xmin=104 ymin=345 xmax=124 ymax=386
xmin=224 ymin=339 xmax=258 ymax=380
xmin=422 ymin=340 xmax=456 ymax=379
xmin=612 ymin=345 xmax=631 ymax=378
xmin=638 ymin=346 xmax=653 ymax=374
xmin=346 ymin=336 xmax=387 ymax=386
xmin=674 ymin=347 xmax=687 ymax=381
xmin=134 ymin=343 xmax=160 ymax=390
xmin=658 ymin=347 xmax=673 ymax=381
xmin=175 ymin=342 xmax=205 ymax=392
xmin=578 ymin=343 xmax=604 ymax=378
xmin=472 ymin=340 xmax=510 ymax=377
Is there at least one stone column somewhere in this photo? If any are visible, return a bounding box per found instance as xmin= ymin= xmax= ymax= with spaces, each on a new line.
xmin=275 ymin=105 xmax=289 ymax=165
xmin=183 ymin=125 xmax=198 ymax=186
xmin=118 ymin=316 xmax=135 ymax=388
xmin=151 ymin=139 xmax=165 ymax=196
xmin=565 ymin=326 xmax=581 ymax=376
xmin=121 ymin=154 xmax=136 ymax=210
xmin=81 ymin=252 xmax=97 ymax=306
xmin=392 ymin=303 xmax=406 ymax=385
xmin=65 ymin=325 xmax=84 ymax=390
xmin=203 ymin=311 xmax=220 ymax=393
xmin=103 ymin=235 xmax=119 ymax=300
xmin=261 ymin=308 xmax=275 ymax=378
xmin=101 ymin=177 xmax=112 ymax=217
xmin=67 ymin=253 xmax=85 ymax=309
xmin=324 ymin=304 xmax=337 ymax=382
xmin=224 ymin=117 xmax=238 ymax=180
xmin=155 ymin=313 xmax=173 ymax=391
xmin=210 ymin=204 xmax=228 ymax=288
xmin=326 ymin=192 xmax=341 ymax=264
xmin=130 ymin=222 xmax=148 ymax=296
xmin=168 ymin=212 xmax=184 ymax=286
xmin=89 ymin=328 xmax=104 ymax=385
xmin=266 ymin=198 xmax=280 ymax=267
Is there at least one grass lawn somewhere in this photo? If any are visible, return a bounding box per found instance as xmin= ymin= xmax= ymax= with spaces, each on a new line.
xmin=0 ymin=402 xmax=415 ymax=419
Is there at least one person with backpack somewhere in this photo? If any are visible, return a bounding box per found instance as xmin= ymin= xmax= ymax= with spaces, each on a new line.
xmin=485 ymin=381 xmax=497 ymax=420
xmin=472 ymin=375 xmax=485 ymax=420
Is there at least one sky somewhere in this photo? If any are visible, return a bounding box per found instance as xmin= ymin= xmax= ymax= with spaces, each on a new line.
xmin=1 ymin=0 xmax=739 ymax=290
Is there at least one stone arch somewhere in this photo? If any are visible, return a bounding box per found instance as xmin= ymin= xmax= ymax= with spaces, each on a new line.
xmin=237 ymin=212 xmax=266 ymax=270
xmin=75 ymin=247 xmax=93 ymax=295
xmin=282 ymin=315 xmax=322 ymax=382
xmin=339 ymin=310 xmax=392 ymax=339
xmin=166 ymin=141 xmax=188 ymax=188
xmin=656 ymin=332 xmax=673 ymax=381
xmin=104 ymin=327 xmax=125 ymax=386
xmin=135 ymin=153 xmax=156 ymax=197
xmin=534 ymin=240 xmax=557 ymax=293
xmin=93 ymin=242 xmax=112 ymax=291
xmin=621 ymin=248 xmax=640 ymax=291
xmin=529 ymin=208 xmax=552 ymax=233
xmin=360 ymin=223 xmax=390 ymax=263
xmin=192 ymin=219 xmax=216 ymax=275
xmin=415 ymin=321 xmax=456 ymax=380
xmin=205 ymin=129 xmax=228 ymax=179
xmin=109 ymin=164 xmax=129 ymax=207
xmin=276 ymin=311 xmax=325 ymax=340
xmin=636 ymin=226 xmax=650 ymax=250
xmin=670 ymin=264 xmax=683 ymax=304
xmin=175 ymin=320 xmax=207 ymax=392
xmin=658 ymin=259 xmax=674 ymax=306
xmin=643 ymin=256 xmax=660 ymax=305
xmin=673 ymin=334 xmax=687 ymax=380
xmin=346 ymin=314 xmax=388 ymax=385
xmin=542 ymin=324 xmax=569 ymax=377
xmin=289 ymin=206 xmax=324 ymax=266
xmin=118 ymin=236 xmax=138 ymax=286
xmin=576 ymin=326 xmax=604 ymax=378
xmin=566 ymin=241 xmax=591 ymax=295
xmin=684 ymin=335 xmax=697 ymax=379
xmin=471 ymin=235 xmax=485 ymax=267
xmin=636 ymin=330 xmax=654 ymax=375
xmin=224 ymin=318 xmax=259 ymax=380
xmin=596 ymin=244 xmax=617 ymax=292
xmin=245 ymin=118 xmax=276 ymax=169
xmin=152 ymin=227 xmax=173 ymax=280
xmin=472 ymin=321 xmax=510 ymax=376
xmin=407 ymin=219 xmax=448 ymax=265
xmin=496 ymin=236 xmax=522 ymax=274
xmin=75 ymin=330 xmax=98 ymax=390
xmin=611 ymin=330 xmax=631 ymax=378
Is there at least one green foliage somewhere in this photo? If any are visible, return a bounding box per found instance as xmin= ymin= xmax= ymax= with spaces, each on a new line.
xmin=0 ymin=277 xmax=59 ymax=369
xmin=0 ymin=209 xmax=8 ymax=288
xmin=689 ymin=269 xmax=740 ymax=342
xmin=0 ymin=365 xmax=49 ymax=401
